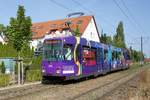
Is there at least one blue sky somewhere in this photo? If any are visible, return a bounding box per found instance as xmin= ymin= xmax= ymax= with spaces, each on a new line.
xmin=0 ymin=0 xmax=150 ymax=57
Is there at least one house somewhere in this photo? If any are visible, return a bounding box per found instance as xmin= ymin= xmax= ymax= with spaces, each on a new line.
xmin=31 ymin=15 xmax=101 ymax=49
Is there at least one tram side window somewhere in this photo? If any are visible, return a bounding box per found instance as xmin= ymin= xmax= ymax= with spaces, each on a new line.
xmin=118 ymin=52 xmax=122 ymax=60
xmin=83 ymin=46 xmax=96 ymax=66
xmin=123 ymin=51 xmax=131 ymax=60
xmin=97 ymin=48 xmax=101 ymax=64
xmin=112 ymin=51 xmax=118 ymax=60
xmin=112 ymin=51 xmax=116 ymax=60
xmin=63 ymin=44 xmax=73 ymax=60
xmin=104 ymin=49 xmax=108 ymax=62
xmin=112 ymin=51 xmax=122 ymax=60
xmin=116 ymin=52 xmax=121 ymax=60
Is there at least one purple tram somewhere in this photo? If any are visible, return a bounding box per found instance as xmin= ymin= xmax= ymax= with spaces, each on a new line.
xmin=41 ymin=36 xmax=130 ymax=82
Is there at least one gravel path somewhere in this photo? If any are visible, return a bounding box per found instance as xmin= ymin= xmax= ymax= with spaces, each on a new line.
xmin=0 ymin=64 xmax=149 ymax=100
xmin=0 ymin=83 xmax=61 ymax=100
xmin=101 ymin=67 xmax=150 ymax=100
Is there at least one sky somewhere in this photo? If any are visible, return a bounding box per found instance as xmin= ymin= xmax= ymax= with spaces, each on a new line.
xmin=0 ymin=0 xmax=150 ymax=57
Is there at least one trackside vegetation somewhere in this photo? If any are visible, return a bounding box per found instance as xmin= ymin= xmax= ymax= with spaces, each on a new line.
xmin=26 ymin=70 xmax=42 ymax=82
xmin=0 ymin=43 xmax=42 ymax=86
xmin=0 ymin=74 xmax=10 ymax=87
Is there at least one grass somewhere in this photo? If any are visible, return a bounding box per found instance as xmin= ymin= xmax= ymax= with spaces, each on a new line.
xmin=26 ymin=70 xmax=42 ymax=82
xmin=0 ymin=74 xmax=10 ymax=87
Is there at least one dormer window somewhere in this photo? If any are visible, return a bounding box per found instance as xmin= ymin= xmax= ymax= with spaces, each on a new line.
xmin=59 ymin=24 xmax=65 ymax=28
xmin=65 ymin=21 xmax=72 ymax=27
xmin=77 ymin=20 xmax=83 ymax=25
xmin=32 ymin=32 xmax=36 ymax=35
xmin=50 ymin=29 xmax=57 ymax=34
xmin=50 ymin=24 xmax=57 ymax=28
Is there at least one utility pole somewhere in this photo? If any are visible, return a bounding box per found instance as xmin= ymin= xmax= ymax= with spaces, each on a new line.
xmin=141 ymin=36 xmax=144 ymax=66
xmin=14 ymin=58 xmax=23 ymax=85
xmin=18 ymin=61 xmax=20 ymax=85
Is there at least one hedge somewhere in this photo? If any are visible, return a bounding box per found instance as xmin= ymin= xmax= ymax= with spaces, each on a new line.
xmin=26 ymin=70 xmax=42 ymax=82
xmin=0 ymin=74 xmax=10 ymax=87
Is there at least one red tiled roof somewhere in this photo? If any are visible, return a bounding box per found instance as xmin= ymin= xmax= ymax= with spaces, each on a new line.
xmin=32 ymin=16 xmax=93 ymax=39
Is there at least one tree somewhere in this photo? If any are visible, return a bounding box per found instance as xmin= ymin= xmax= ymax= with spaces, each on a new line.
xmin=100 ymin=33 xmax=113 ymax=45
xmin=6 ymin=5 xmax=32 ymax=84
xmin=100 ymin=33 xmax=107 ymax=43
xmin=7 ymin=5 xmax=32 ymax=53
xmin=113 ymin=21 xmax=126 ymax=48
xmin=0 ymin=24 xmax=6 ymax=41
xmin=106 ymin=36 xmax=113 ymax=45
xmin=73 ymin=25 xmax=81 ymax=37
xmin=0 ymin=61 xmax=5 ymax=74
xmin=129 ymin=47 xmax=144 ymax=62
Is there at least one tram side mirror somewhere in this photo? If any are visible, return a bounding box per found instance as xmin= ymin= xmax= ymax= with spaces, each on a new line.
xmin=34 ymin=47 xmax=43 ymax=56
xmin=34 ymin=50 xmax=42 ymax=56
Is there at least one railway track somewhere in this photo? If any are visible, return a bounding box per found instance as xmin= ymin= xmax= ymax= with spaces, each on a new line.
xmin=0 ymin=83 xmax=61 ymax=100
xmin=70 ymin=70 xmax=140 ymax=100
xmin=0 ymin=64 xmax=149 ymax=100
xmin=70 ymin=65 xmax=149 ymax=100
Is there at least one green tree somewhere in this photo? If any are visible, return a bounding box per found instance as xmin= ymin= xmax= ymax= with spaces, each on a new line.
xmin=130 ymin=48 xmax=144 ymax=62
xmin=100 ymin=33 xmax=113 ymax=45
xmin=0 ymin=24 xmax=6 ymax=40
xmin=100 ymin=33 xmax=107 ymax=43
xmin=106 ymin=36 xmax=113 ymax=45
xmin=73 ymin=25 xmax=81 ymax=37
xmin=6 ymin=6 xmax=32 ymax=84
xmin=0 ymin=62 xmax=5 ymax=74
xmin=7 ymin=5 xmax=32 ymax=53
xmin=113 ymin=21 xmax=126 ymax=48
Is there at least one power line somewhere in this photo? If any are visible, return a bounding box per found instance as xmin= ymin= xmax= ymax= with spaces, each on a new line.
xmin=72 ymin=0 xmax=94 ymax=14
xmin=50 ymin=0 xmax=116 ymax=34
xmin=112 ymin=0 xmax=142 ymax=36
xmin=113 ymin=0 xmax=149 ymax=51
xmin=113 ymin=0 xmax=146 ymax=49
xmin=71 ymin=0 xmax=116 ymax=31
xmin=112 ymin=0 xmax=132 ymax=21
xmin=121 ymin=0 xmax=147 ymax=35
xmin=49 ymin=0 xmax=73 ymax=12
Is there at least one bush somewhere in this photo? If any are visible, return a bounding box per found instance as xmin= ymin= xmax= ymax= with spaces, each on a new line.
xmin=0 ymin=74 xmax=10 ymax=87
xmin=0 ymin=61 xmax=5 ymax=74
xmin=0 ymin=44 xmax=17 ymax=57
xmin=26 ymin=70 xmax=42 ymax=82
xmin=30 ymin=56 xmax=42 ymax=70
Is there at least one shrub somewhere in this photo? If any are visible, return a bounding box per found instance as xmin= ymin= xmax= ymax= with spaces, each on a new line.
xmin=0 ymin=74 xmax=10 ymax=87
xmin=0 ymin=61 xmax=5 ymax=74
xmin=26 ymin=70 xmax=42 ymax=82
xmin=30 ymin=56 xmax=42 ymax=70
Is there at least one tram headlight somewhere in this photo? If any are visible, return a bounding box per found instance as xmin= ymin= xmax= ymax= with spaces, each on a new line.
xmin=56 ymin=68 xmax=61 ymax=74
xmin=42 ymin=69 xmax=45 ymax=73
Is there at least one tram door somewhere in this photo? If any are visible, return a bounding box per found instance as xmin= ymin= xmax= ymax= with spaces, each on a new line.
xmin=97 ymin=48 xmax=103 ymax=73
